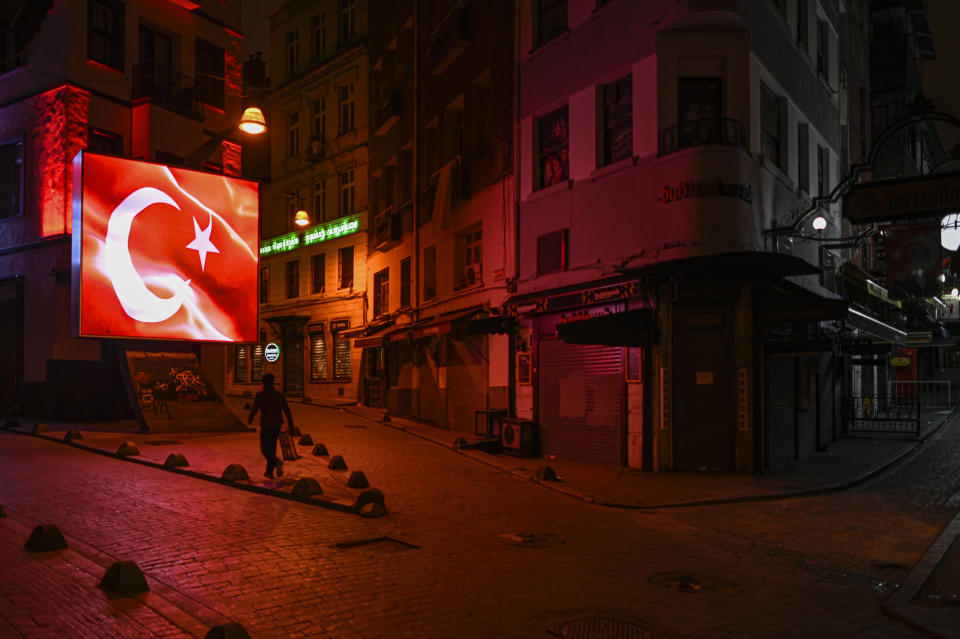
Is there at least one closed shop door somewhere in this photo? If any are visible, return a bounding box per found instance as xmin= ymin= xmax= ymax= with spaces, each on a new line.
xmin=538 ymin=339 xmax=625 ymax=465
xmin=765 ymin=354 xmax=796 ymax=468
xmin=417 ymin=341 xmax=441 ymax=424
xmin=282 ymin=325 xmax=304 ymax=397
xmin=0 ymin=281 xmax=20 ymax=406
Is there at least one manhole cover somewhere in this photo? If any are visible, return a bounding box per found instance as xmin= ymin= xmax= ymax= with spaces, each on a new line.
xmin=344 ymin=424 xmax=367 ymax=429
xmin=549 ymin=616 xmax=656 ymax=639
xmin=333 ymin=537 xmax=417 ymax=553
xmin=142 ymin=440 xmax=182 ymax=446
xmin=648 ymin=571 xmax=740 ymax=595
xmin=497 ymin=532 xmax=564 ymax=549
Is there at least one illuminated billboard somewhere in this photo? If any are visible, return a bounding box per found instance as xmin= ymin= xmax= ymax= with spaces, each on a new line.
xmin=71 ymin=152 xmax=259 ymax=342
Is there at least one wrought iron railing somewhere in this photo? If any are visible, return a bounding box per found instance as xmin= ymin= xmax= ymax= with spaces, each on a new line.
xmin=658 ymin=117 xmax=748 ymax=157
xmin=888 ymin=380 xmax=952 ymax=409
xmin=132 ymin=64 xmax=201 ymax=118
xmin=843 ymin=394 xmax=921 ymax=438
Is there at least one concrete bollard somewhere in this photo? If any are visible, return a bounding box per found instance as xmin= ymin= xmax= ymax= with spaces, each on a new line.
xmin=535 ymin=465 xmax=560 ymax=482
xmin=221 ymin=464 xmax=249 ymax=482
xmin=328 ymin=455 xmax=348 ymax=470
xmin=311 ymin=443 xmax=329 ymax=456
xmin=292 ymin=477 xmax=323 ymax=499
xmin=346 ymin=471 xmax=369 ymax=489
xmin=288 ymin=425 xmax=302 ymax=437
xmin=452 ymin=437 xmax=467 ymax=450
xmin=381 ymin=411 xmax=392 ymax=423
xmin=298 ymin=433 xmax=314 ymax=446
xmin=25 ymin=524 xmax=67 ymax=552
xmin=205 ymin=622 xmax=251 ymax=639
xmin=31 ymin=423 xmax=50 ymax=434
xmin=116 ymin=441 xmax=140 ymax=457
xmin=164 ymin=453 xmax=189 ymax=468
xmin=242 ymin=402 xmax=252 ymax=410
xmin=354 ymin=488 xmax=387 ymax=518
xmin=99 ymin=561 xmax=149 ymax=597
xmin=64 ymin=430 xmax=83 ymax=442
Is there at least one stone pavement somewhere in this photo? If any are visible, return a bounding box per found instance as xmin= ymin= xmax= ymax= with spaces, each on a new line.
xmin=3 ymin=398 xmax=960 ymax=637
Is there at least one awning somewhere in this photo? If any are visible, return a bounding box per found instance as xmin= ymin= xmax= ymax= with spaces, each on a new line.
xmin=623 ymin=251 xmax=820 ymax=280
xmin=845 ymin=308 xmax=907 ymax=345
xmin=758 ymin=285 xmax=847 ymax=323
xmin=345 ymin=319 xmax=397 ymax=349
xmin=556 ymin=308 xmax=655 ymax=346
xmin=468 ymin=316 xmax=516 ymax=334
xmin=354 ymin=307 xmax=483 ymax=348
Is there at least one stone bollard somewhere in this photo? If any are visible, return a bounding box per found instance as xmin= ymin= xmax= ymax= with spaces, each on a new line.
xmin=298 ymin=433 xmax=314 ymax=446
xmin=451 ymin=437 xmax=467 ymax=450
xmin=99 ymin=561 xmax=149 ymax=597
xmin=31 ymin=423 xmax=50 ymax=434
xmin=311 ymin=443 xmax=329 ymax=456
xmin=346 ymin=471 xmax=369 ymax=489
xmin=535 ymin=465 xmax=560 ymax=482
xmin=292 ymin=477 xmax=323 ymax=499
xmin=205 ymin=622 xmax=251 ymax=639
xmin=328 ymin=455 xmax=348 ymax=470
xmin=355 ymin=488 xmax=387 ymax=518
xmin=64 ymin=430 xmax=83 ymax=442
xmin=242 ymin=402 xmax=252 ymax=410
xmin=116 ymin=441 xmax=140 ymax=457
xmin=164 ymin=453 xmax=189 ymax=468
xmin=288 ymin=425 xmax=302 ymax=437
xmin=221 ymin=464 xmax=249 ymax=482
xmin=25 ymin=524 xmax=67 ymax=552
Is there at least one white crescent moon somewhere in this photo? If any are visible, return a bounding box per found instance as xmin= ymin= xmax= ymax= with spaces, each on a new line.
xmin=104 ymin=187 xmax=190 ymax=323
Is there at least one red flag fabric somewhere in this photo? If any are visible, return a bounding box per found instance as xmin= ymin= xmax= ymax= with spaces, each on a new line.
xmin=75 ymin=153 xmax=259 ymax=342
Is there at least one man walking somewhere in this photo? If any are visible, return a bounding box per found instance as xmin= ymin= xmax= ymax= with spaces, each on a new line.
xmin=248 ymin=373 xmax=294 ymax=479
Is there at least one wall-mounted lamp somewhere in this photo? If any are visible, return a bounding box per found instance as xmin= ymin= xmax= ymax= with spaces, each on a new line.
xmin=812 ymin=215 xmax=827 ymax=231
xmin=285 ymin=193 xmax=310 ymax=227
xmin=239 ymin=107 xmax=267 ymax=134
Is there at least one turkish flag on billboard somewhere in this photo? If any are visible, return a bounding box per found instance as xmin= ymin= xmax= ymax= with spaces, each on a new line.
xmin=72 ymin=152 xmax=259 ymax=342
xmin=884 ymin=221 xmax=942 ymax=299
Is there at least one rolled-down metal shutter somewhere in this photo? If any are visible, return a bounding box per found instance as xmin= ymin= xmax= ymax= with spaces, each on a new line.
xmin=283 ymin=325 xmax=304 ymax=397
xmin=538 ymin=339 xmax=625 ymax=465
xmin=764 ymin=355 xmax=795 ymax=469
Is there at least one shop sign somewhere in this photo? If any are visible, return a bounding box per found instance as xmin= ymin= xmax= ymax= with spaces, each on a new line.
xmin=659 ymin=178 xmax=753 ymax=204
xmin=259 ymin=232 xmax=300 ymax=256
xmin=890 ymin=357 xmax=911 ymax=367
xmin=264 ymin=342 xmax=280 ymax=362
xmin=845 ymin=171 xmax=960 ymax=223
xmin=737 ymin=368 xmax=749 ymax=431
xmin=330 ymin=319 xmax=350 ymax=332
xmin=303 ymin=214 xmax=360 ymax=246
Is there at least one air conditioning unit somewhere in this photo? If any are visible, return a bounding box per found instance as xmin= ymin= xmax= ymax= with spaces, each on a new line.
xmin=464 ymin=263 xmax=481 ymax=286
xmin=310 ymin=140 xmax=324 ymax=156
xmin=499 ymin=419 xmax=538 ymax=457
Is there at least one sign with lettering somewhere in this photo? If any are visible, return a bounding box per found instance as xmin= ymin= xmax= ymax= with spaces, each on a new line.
xmin=844 ymin=171 xmax=960 ymax=224
xmin=330 ymin=319 xmax=350 ymax=332
xmin=264 ymin=342 xmax=280 ymax=362
xmin=737 ymin=367 xmax=749 ymax=431
xmin=659 ymin=178 xmax=753 ymax=204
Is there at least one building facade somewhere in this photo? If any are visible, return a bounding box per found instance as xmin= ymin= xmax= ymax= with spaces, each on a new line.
xmin=0 ymin=0 xmax=248 ymax=419
xmin=226 ymin=0 xmax=371 ymax=403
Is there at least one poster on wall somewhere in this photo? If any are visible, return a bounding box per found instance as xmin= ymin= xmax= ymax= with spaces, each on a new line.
xmin=71 ymin=152 xmax=259 ymax=342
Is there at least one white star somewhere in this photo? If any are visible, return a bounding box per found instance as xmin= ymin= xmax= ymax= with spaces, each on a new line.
xmin=186 ymin=216 xmax=220 ymax=271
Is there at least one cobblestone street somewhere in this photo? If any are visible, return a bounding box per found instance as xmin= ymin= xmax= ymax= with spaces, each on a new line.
xmin=3 ymin=402 xmax=960 ymax=637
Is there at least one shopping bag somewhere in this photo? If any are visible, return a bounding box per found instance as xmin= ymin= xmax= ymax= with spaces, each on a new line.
xmin=278 ymin=431 xmax=301 ymax=461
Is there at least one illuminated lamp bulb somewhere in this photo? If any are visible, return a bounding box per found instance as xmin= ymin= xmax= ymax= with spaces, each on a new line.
xmin=239 ymin=107 xmax=267 ymax=134
xmin=952 ymin=288 xmax=959 ymax=298
xmin=940 ymin=273 xmax=947 ymax=283
xmin=812 ymin=215 xmax=827 ymax=231
xmin=293 ymin=209 xmax=310 ymax=227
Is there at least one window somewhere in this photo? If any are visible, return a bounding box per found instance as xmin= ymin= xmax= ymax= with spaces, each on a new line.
xmin=138 ymin=26 xmax=172 ymax=91
xmin=817 ymin=145 xmax=828 ymax=196
xmin=288 ymin=111 xmax=300 ymax=157
xmin=314 ymin=180 xmax=327 ymax=222
xmin=677 ymin=77 xmax=722 ymax=150
xmin=312 ymin=98 xmax=325 ymax=142
xmin=536 ymin=0 xmax=567 ymax=47
xmin=538 ymin=106 xmax=569 ymax=189
xmin=333 ymin=325 xmax=351 ymax=381
xmin=340 ymin=0 xmax=356 ymax=46
xmin=797 ymin=123 xmax=809 ymax=194
xmin=88 ymin=0 xmax=124 ymax=71
xmin=384 ymin=164 xmax=397 ymax=210
xmin=251 ymin=333 xmax=265 ymax=381
xmin=400 ymin=257 xmax=411 ymax=308
xmin=760 ymin=84 xmax=783 ymax=169
xmin=442 ymin=104 xmax=464 ymax=166
xmin=311 ymin=253 xmax=325 ymax=294
xmin=602 ymin=74 xmax=632 ymax=165
xmin=233 ymin=345 xmax=248 ymax=382
xmin=339 ymin=83 xmax=355 ymax=135
xmin=0 ymin=140 xmax=23 ymax=220
xmin=340 ymin=168 xmax=355 ymax=216
xmin=423 ymin=245 xmax=437 ymax=300
xmin=455 ymin=223 xmax=482 ymax=290
xmin=195 ymin=39 xmax=225 ymax=109
xmin=311 ymin=12 xmax=326 ymax=60
xmin=285 ymin=29 xmax=299 ymax=76
xmin=797 ymin=0 xmax=808 ymax=48
xmin=537 ymin=229 xmax=568 ymax=275
xmin=373 ymin=268 xmax=389 ymax=317
xmin=88 ymin=128 xmax=123 ymax=156
xmin=310 ymin=331 xmax=328 ymax=381
xmin=816 ymin=20 xmax=828 ymax=79
xmin=338 ymin=246 xmax=354 ymax=289
xmin=259 ymin=266 xmax=269 ymax=303
xmin=285 ymin=259 xmax=299 ymax=299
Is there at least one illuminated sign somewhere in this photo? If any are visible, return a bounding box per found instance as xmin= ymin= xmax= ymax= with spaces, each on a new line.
xmin=304 ymin=215 xmax=360 ymax=246
xmin=264 ymin=343 xmax=280 ymax=362
xmin=845 ymin=170 xmax=960 ymax=224
xmin=259 ymin=215 xmax=361 ymax=256
xmin=659 ymin=178 xmax=753 ymax=204
xmin=72 ymin=152 xmax=260 ymax=343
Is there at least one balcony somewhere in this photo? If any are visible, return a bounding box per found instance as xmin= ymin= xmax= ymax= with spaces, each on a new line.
xmin=426 ymin=0 xmax=472 ymax=75
xmin=132 ymin=64 xmax=202 ymax=118
xmin=657 ymin=117 xmax=747 ymax=158
xmin=307 ymin=138 xmax=326 ymax=162
xmin=373 ymin=206 xmax=403 ymax=250
xmin=373 ymin=90 xmax=401 ymax=137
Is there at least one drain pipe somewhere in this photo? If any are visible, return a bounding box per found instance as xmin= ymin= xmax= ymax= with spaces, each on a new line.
xmin=508 ymin=0 xmax=522 ymax=420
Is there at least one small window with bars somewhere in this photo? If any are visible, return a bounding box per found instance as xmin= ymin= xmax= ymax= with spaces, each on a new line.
xmin=233 ymin=345 xmax=248 ymax=382
xmin=310 ymin=330 xmax=328 ymax=381
xmin=333 ymin=331 xmax=351 ymax=380
xmin=251 ymin=340 xmax=264 ymax=382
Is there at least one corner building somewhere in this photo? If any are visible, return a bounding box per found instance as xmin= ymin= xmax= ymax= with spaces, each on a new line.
xmin=513 ymin=0 xmax=864 ymax=471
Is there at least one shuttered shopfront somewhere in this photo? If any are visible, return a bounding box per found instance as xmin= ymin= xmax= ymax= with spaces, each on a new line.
xmin=537 ymin=338 xmax=626 ymax=465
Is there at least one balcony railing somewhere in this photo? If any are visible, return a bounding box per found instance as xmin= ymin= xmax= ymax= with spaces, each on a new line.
xmin=132 ymin=64 xmax=202 ymax=118
xmin=658 ymin=117 xmax=747 ymax=157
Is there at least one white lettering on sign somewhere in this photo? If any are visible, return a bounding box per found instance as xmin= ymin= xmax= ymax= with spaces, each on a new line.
xmin=264 ymin=342 xmax=280 ymax=362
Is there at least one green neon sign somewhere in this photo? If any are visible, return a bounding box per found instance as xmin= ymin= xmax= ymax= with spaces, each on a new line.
xmin=303 ymin=214 xmax=360 ymax=246
xmin=260 ymin=232 xmax=300 ymax=256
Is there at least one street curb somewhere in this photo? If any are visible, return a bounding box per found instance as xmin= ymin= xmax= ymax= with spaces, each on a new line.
xmin=5 ymin=429 xmax=359 ymax=516
xmin=334 ymin=403 xmax=959 ymax=511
